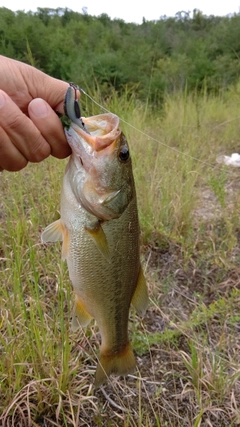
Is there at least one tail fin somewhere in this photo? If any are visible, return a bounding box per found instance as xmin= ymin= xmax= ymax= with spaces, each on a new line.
xmin=94 ymin=342 xmax=136 ymax=388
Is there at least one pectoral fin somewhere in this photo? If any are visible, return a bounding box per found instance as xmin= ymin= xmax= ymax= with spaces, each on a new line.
xmin=41 ymin=219 xmax=69 ymax=261
xmin=41 ymin=219 xmax=63 ymax=242
xmin=85 ymin=222 xmax=110 ymax=262
xmin=71 ymin=295 xmax=92 ymax=331
xmin=131 ymin=265 xmax=148 ymax=316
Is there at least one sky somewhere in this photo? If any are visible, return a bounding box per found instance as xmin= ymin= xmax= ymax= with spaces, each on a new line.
xmin=0 ymin=0 xmax=240 ymax=24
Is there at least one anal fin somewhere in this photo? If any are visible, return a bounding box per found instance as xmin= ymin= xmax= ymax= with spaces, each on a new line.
xmin=131 ymin=265 xmax=148 ymax=316
xmin=71 ymin=295 xmax=92 ymax=331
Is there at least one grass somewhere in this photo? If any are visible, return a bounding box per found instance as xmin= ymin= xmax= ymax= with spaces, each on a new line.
xmin=1 ymin=88 xmax=240 ymax=426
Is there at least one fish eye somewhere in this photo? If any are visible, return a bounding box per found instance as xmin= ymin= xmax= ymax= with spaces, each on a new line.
xmin=118 ymin=146 xmax=129 ymax=163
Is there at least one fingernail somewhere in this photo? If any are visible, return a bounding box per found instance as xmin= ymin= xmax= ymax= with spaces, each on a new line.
xmin=0 ymin=91 xmax=6 ymax=108
xmin=29 ymin=98 xmax=50 ymax=118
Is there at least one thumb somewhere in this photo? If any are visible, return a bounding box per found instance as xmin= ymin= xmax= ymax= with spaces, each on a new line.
xmin=42 ymin=77 xmax=81 ymax=114
xmin=38 ymin=75 xmax=69 ymax=114
xmin=28 ymin=98 xmax=71 ymax=159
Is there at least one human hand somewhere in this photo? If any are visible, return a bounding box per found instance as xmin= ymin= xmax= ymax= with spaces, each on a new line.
xmin=0 ymin=55 xmax=72 ymax=171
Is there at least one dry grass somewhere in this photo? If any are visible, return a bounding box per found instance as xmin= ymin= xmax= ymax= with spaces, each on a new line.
xmin=1 ymin=90 xmax=240 ymax=426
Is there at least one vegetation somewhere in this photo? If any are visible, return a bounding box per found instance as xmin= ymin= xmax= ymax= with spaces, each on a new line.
xmin=1 ymin=6 xmax=240 ymax=426
xmin=1 ymin=7 xmax=240 ymax=104
xmin=1 ymin=88 xmax=240 ymax=425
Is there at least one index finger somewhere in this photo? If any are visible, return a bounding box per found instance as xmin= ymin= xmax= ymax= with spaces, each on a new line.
xmin=0 ymin=90 xmax=51 ymax=163
xmin=0 ymin=56 xmax=71 ymax=114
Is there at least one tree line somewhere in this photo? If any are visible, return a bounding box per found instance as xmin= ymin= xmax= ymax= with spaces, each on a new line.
xmin=1 ymin=7 xmax=240 ymax=106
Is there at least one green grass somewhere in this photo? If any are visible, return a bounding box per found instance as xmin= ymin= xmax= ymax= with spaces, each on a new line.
xmin=1 ymin=89 xmax=240 ymax=426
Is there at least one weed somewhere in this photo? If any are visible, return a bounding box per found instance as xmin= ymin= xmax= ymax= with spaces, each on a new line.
xmin=1 ymin=90 xmax=240 ymax=425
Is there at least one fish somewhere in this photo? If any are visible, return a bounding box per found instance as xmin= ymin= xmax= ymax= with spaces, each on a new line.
xmin=41 ymin=85 xmax=148 ymax=387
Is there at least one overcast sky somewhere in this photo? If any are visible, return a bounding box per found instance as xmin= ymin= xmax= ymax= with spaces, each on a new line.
xmin=1 ymin=0 xmax=240 ymax=23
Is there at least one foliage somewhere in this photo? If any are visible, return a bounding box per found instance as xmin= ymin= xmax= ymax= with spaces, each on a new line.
xmin=1 ymin=6 xmax=240 ymax=424
xmin=1 ymin=89 xmax=240 ymax=425
xmin=1 ymin=7 xmax=240 ymax=103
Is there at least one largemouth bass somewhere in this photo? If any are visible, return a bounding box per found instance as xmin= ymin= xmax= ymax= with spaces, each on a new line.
xmin=42 ymin=86 xmax=148 ymax=387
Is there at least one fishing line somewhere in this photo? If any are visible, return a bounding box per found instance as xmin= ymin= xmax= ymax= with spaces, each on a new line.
xmin=80 ymin=87 xmax=228 ymax=170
